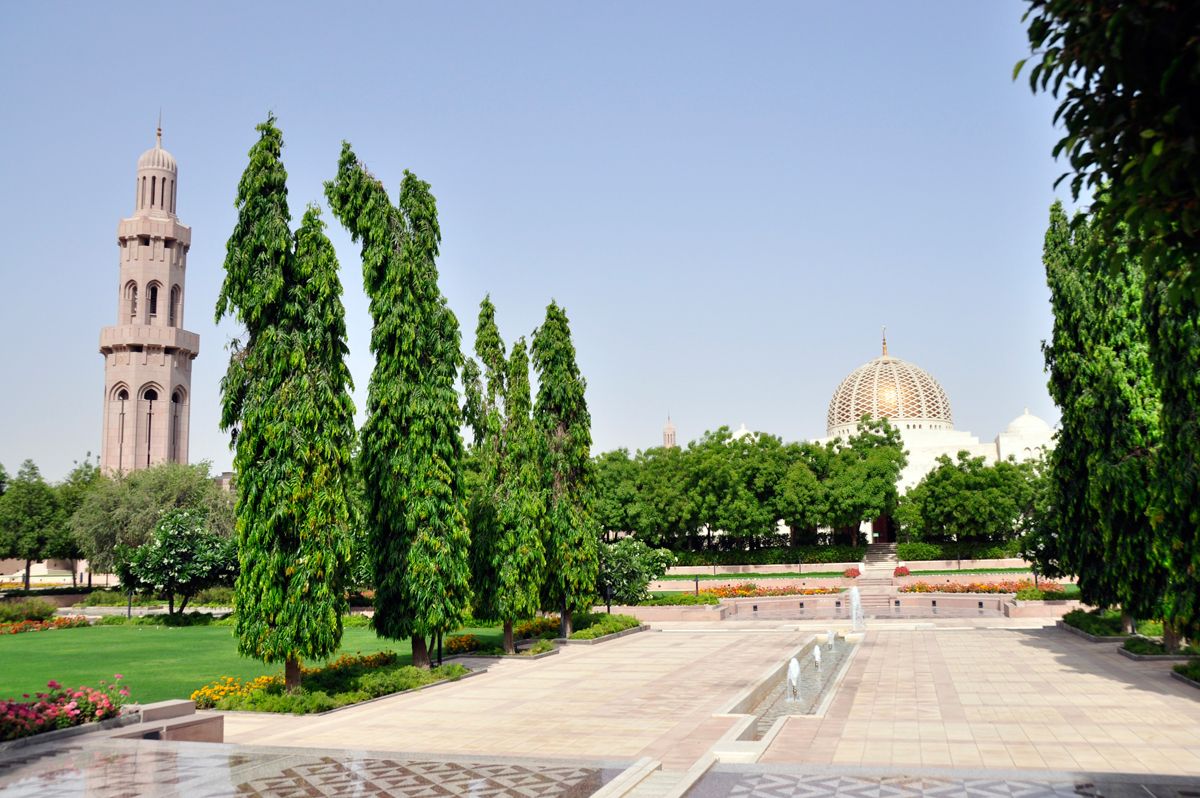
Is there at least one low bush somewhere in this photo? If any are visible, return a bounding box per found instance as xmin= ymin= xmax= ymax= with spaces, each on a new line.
xmin=701 ymin=583 xmax=840 ymax=598
xmin=569 ymin=613 xmax=641 ymax=640
xmin=896 ymin=541 xmax=1022 ymax=562
xmin=98 ymin=615 xmax=129 ymax=626
xmin=0 ymin=599 xmax=56 ymax=623
xmin=1062 ymin=609 xmax=1125 ymax=636
xmin=195 ymin=653 xmax=467 ymax=714
xmin=525 ymin=639 xmax=554 ymax=655
xmin=844 ymin=568 xmax=860 ymax=578
xmin=670 ymin=545 xmax=863 ymax=567
xmin=444 ymin=634 xmax=480 ymax=655
xmin=639 ymin=593 xmax=720 ymax=606
xmin=1014 ymin=587 xmax=1067 ymax=601
xmin=342 ymin=614 xmax=371 ymax=628
xmin=192 ymin=587 xmax=234 ymax=607
xmin=79 ymin=590 xmax=160 ymax=608
xmin=515 ymin=617 xmax=560 ymax=639
xmin=1 ymin=616 xmax=91 ymax=635
xmin=901 ymin=579 xmax=1045 ymax=595
xmin=1175 ymin=659 xmax=1200 ymax=683
xmin=1124 ymin=637 xmax=1166 ymax=656
xmin=0 ymin=586 xmax=102 ymax=599
xmin=1 ymin=676 xmax=130 ymax=742
xmin=347 ymin=591 xmax=374 ymax=608
xmin=893 ymin=566 xmax=910 ymax=577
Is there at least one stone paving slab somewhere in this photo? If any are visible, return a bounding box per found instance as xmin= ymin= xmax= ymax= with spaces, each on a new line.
xmin=760 ymin=627 xmax=1200 ymax=775
xmin=222 ymin=626 xmax=802 ymax=767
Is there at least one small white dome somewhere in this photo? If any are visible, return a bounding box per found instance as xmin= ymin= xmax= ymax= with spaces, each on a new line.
xmin=138 ymin=142 xmax=177 ymax=173
xmin=731 ymin=423 xmax=753 ymax=441
xmin=1005 ymin=408 xmax=1052 ymax=436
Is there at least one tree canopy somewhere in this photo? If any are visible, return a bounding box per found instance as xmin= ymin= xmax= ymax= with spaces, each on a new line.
xmin=0 ymin=461 xmax=61 ymax=590
xmin=116 ymin=509 xmax=238 ymax=617
xmin=326 ymin=145 xmax=471 ymax=668
xmin=216 ymin=117 xmax=358 ymax=687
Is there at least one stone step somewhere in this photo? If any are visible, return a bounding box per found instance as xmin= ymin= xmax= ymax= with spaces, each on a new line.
xmin=627 ymin=770 xmax=686 ymax=798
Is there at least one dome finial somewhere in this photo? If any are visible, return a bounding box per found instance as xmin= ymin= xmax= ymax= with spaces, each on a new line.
xmin=156 ymin=107 xmax=162 ymax=149
xmin=882 ymin=326 xmax=887 ymax=356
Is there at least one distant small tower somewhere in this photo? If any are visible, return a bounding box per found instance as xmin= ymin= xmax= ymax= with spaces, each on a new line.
xmin=663 ymin=414 xmax=677 ymax=448
xmin=98 ymin=125 xmax=199 ymax=472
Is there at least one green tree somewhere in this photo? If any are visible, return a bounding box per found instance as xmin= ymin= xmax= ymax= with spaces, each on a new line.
xmin=326 ymin=145 xmax=471 ymax=668
xmin=531 ymin=301 xmax=598 ymax=637
xmin=69 ymin=462 xmax=234 ymax=573
xmin=464 ymin=298 xmax=547 ymax=654
xmin=632 ymin=445 xmax=696 ymax=548
xmin=116 ymin=509 xmax=238 ymax=616
xmin=1040 ymin=201 xmax=1168 ymax=633
xmin=594 ymin=449 xmax=641 ymax=541
xmin=777 ymin=444 xmax=827 ymax=547
xmin=0 ymin=463 xmax=9 ymax=497
xmin=216 ymin=117 xmax=357 ymax=689
xmin=1020 ymin=1 xmax=1200 ymax=308
xmin=823 ymin=416 xmax=908 ymax=544
xmin=48 ymin=455 xmax=103 ymax=585
xmin=598 ymin=538 xmax=675 ymax=606
xmin=895 ymin=453 xmax=1038 ymax=543
xmin=0 ymin=461 xmax=61 ymax=590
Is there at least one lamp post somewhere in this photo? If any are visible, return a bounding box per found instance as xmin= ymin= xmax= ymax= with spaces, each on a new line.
xmin=694 ymin=575 xmax=699 ymax=596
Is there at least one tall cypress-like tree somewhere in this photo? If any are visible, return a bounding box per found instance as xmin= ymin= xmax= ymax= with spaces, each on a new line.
xmin=531 ymin=301 xmax=598 ymax=637
xmin=1041 ymin=200 xmax=1167 ymax=630
xmin=1145 ymin=287 xmax=1200 ymax=641
xmin=325 ymin=145 xmax=471 ymax=668
xmin=216 ymin=117 xmax=356 ymax=690
xmin=466 ymin=302 xmax=547 ymax=653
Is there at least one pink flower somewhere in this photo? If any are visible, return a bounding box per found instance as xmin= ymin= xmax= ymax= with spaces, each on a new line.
xmin=119 ymin=690 xmax=129 ymax=696
xmin=113 ymin=674 xmax=123 ymax=680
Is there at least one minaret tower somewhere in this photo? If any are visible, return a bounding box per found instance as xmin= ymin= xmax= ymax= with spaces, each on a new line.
xmin=663 ymin=414 xmax=676 ymax=448
xmin=99 ymin=126 xmax=199 ymax=472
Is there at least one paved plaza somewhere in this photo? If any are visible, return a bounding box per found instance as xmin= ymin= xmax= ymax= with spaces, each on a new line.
xmin=219 ymin=619 xmax=1200 ymax=775
xmin=4 ymin=618 xmax=1200 ymax=796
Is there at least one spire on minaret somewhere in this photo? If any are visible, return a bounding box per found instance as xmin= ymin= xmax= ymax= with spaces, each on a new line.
xmin=157 ymin=108 xmax=162 ymax=148
xmin=882 ymin=326 xmax=888 ymax=356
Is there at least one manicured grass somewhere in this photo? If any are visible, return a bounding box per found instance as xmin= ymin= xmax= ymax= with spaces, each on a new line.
xmin=0 ymin=623 xmax=503 ymax=705
xmin=907 ymin=568 xmax=1036 ymax=576
xmin=656 ymin=571 xmax=844 ymax=581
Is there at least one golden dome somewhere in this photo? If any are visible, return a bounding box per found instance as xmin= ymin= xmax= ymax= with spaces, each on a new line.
xmin=826 ymin=351 xmax=952 ymax=435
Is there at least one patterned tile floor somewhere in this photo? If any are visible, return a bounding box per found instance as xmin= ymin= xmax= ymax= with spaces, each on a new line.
xmin=0 ymin=739 xmax=626 ymax=798
xmin=689 ymin=767 xmax=1200 ymax=798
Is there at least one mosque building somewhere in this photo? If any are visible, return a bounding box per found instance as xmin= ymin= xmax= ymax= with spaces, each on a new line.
xmin=98 ymin=127 xmax=198 ymax=473
xmin=816 ymin=331 xmax=1055 ymax=493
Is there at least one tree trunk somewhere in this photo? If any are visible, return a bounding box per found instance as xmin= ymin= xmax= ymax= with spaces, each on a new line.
xmin=168 ymin=593 xmax=175 ymax=615
xmin=285 ymin=658 xmax=302 ymax=693
xmin=412 ymin=635 xmax=432 ymax=669
xmin=178 ymin=595 xmax=189 ymax=615
xmin=1163 ymin=622 xmax=1182 ymax=654
xmin=88 ymin=570 xmax=92 ymax=589
xmin=71 ymin=562 xmax=77 ymax=588
xmin=23 ymin=560 xmax=31 ymax=591
xmin=1120 ymin=613 xmax=1136 ymax=635
xmin=562 ymin=607 xmax=573 ymax=638
xmin=503 ymin=620 xmax=515 ymax=655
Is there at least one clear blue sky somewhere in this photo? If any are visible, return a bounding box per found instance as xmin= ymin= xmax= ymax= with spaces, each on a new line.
xmin=0 ymin=1 xmax=1072 ymax=481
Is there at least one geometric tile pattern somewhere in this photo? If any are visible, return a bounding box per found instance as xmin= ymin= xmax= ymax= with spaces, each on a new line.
xmin=0 ymin=742 xmax=609 ymax=798
xmin=826 ymin=354 xmax=952 ymax=432
xmin=692 ymin=772 xmax=1178 ymax=798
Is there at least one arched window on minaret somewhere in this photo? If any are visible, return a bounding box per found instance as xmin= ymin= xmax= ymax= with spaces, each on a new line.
xmin=125 ymin=282 xmax=138 ymax=324
xmin=142 ymin=387 xmax=159 ymax=467
xmin=151 ymin=176 xmax=156 ymax=208
xmin=141 ymin=176 xmax=146 ymax=209
xmin=147 ymin=284 xmax=159 ymax=323
xmin=170 ymin=390 xmax=183 ymax=462
xmin=114 ymin=386 xmax=129 ymax=472
xmin=170 ymin=180 xmax=175 ymax=213
xmin=169 ymin=285 xmax=181 ymax=327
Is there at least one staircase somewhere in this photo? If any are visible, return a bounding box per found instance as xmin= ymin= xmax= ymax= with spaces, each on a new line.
xmin=856 ymin=543 xmax=899 ymax=609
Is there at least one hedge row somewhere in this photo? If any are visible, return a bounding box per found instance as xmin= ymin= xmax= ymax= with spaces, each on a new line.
xmin=668 ymin=541 xmax=1022 ymax=567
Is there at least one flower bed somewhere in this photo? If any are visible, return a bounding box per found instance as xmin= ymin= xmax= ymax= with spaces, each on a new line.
xmin=1 ymin=616 xmax=91 ymax=635
xmin=899 ymin=579 xmax=1043 ymax=594
xmin=191 ymin=651 xmax=467 ymax=714
xmin=1 ymin=676 xmax=129 ymax=742
xmin=640 ymin=593 xmax=721 ymax=606
xmin=700 ymin=582 xmax=841 ymax=598
xmin=844 ymin=568 xmax=861 ymax=578
xmin=444 ymin=634 xmax=480 ymax=655
xmin=893 ymin=566 xmax=910 ymax=577
xmin=514 ymin=617 xmax=560 ymax=639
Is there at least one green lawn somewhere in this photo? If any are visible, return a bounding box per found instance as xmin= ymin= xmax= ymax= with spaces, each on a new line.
xmin=0 ymin=624 xmax=503 ymax=705
xmin=906 ymin=568 xmax=1036 ymax=576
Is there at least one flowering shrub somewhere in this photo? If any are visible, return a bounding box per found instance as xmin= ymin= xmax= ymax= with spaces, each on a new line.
xmin=899 ymin=579 xmax=1050 ymax=594
xmin=844 ymin=568 xmax=861 ymax=578
xmin=514 ymin=617 xmax=560 ymax=639
xmin=191 ymin=651 xmax=397 ymax=708
xmin=1 ymin=676 xmax=129 ymax=742
xmin=1 ymin=616 xmax=91 ymax=635
xmin=0 ymin=599 xmax=56 ymax=623
xmin=444 ymin=634 xmax=480 ymax=654
xmin=893 ymin=566 xmax=910 ymax=577
xmin=699 ymin=583 xmax=840 ymax=598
